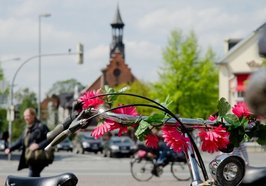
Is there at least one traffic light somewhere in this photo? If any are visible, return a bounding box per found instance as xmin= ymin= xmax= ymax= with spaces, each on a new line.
xmin=77 ymin=43 xmax=84 ymax=64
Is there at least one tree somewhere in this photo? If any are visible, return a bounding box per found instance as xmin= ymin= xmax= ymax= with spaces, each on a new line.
xmin=47 ymin=78 xmax=85 ymax=96
xmin=0 ymin=64 xmax=9 ymax=134
xmin=113 ymin=80 xmax=155 ymax=116
xmin=153 ymin=29 xmax=218 ymax=118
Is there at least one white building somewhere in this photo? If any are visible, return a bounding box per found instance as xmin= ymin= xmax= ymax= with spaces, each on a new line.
xmin=217 ymin=22 xmax=265 ymax=107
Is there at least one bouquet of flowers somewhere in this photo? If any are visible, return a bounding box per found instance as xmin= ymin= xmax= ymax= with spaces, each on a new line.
xmin=77 ymin=87 xmax=266 ymax=154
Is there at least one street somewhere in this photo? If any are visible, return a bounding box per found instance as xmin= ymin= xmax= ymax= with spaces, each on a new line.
xmin=1 ymin=149 xmax=266 ymax=186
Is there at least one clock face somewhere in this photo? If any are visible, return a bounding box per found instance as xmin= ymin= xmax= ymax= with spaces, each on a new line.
xmin=113 ymin=68 xmax=121 ymax=77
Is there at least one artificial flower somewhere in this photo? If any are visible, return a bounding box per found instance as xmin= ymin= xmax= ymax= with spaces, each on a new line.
xmin=161 ymin=124 xmax=189 ymax=153
xmin=109 ymin=122 xmax=128 ymax=136
xmin=232 ymin=102 xmax=252 ymax=118
xmin=91 ymin=120 xmax=112 ymax=139
xmin=78 ymin=89 xmax=104 ymax=110
xmin=199 ymin=125 xmax=229 ymax=153
xmin=113 ymin=105 xmax=139 ymax=116
xmin=145 ymin=134 xmax=159 ymax=148
xmin=208 ymin=115 xmax=218 ymax=121
xmin=109 ymin=105 xmax=139 ymax=136
xmin=92 ymin=105 xmax=139 ymax=138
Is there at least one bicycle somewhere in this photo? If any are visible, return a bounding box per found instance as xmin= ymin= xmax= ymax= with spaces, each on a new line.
xmin=5 ymin=91 xmax=266 ymax=186
xmin=130 ymin=147 xmax=190 ymax=182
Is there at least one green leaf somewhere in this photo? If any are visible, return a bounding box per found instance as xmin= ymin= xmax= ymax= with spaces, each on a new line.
xmin=160 ymin=95 xmax=173 ymax=108
xmin=240 ymin=117 xmax=249 ymax=128
xmin=224 ymin=114 xmax=240 ymax=126
xmin=257 ymin=125 xmax=266 ymax=145
xmin=217 ymin=97 xmax=231 ymax=117
xmin=135 ymin=120 xmax=151 ymax=141
xmin=229 ymin=126 xmax=245 ymax=147
xmin=145 ymin=113 xmax=165 ymax=124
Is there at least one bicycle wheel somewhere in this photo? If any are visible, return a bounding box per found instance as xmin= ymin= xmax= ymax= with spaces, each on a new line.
xmin=171 ymin=161 xmax=191 ymax=181
xmin=130 ymin=157 xmax=154 ymax=181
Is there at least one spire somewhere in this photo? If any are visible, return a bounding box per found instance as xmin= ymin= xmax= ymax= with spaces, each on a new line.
xmin=111 ymin=4 xmax=124 ymax=28
xmin=110 ymin=4 xmax=125 ymax=59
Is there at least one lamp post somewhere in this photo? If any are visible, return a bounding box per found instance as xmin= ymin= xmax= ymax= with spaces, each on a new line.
xmin=38 ymin=13 xmax=51 ymax=119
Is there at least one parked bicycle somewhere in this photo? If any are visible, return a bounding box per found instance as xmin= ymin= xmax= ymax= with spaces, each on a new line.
xmin=130 ymin=146 xmax=190 ymax=181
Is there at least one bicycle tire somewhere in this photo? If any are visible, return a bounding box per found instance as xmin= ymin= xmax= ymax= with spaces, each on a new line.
xmin=130 ymin=157 xmax=154 ymax=181
xmin=171 ymin=161 xmax=191 ymax=181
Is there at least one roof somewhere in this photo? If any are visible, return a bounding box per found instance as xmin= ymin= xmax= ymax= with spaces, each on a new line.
xmin=218 ymin=22 xmax=266 ymax=64
xmin=111 ymin=5 xmax=124 ymax=27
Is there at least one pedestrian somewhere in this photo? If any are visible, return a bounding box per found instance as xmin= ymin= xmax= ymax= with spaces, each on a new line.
xmin=5 ymin=107 xmax=52 ymax=177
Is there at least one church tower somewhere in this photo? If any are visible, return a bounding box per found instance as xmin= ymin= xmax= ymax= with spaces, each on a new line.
xmin=110 ymin=5 xmax=125 ymax=59
xmin=85 ymin=5 xmax=136 ymax=91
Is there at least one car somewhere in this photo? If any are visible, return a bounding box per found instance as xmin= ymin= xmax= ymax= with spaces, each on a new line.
xmin=56 ymin=138 xmax=73 ymax=152
xmin=0 ymin=140 xmax=6 ymax=151
xmin=74 ymin=132 xmax=103 ymax=154
xmin=103 ymin=136 xmax=137 ymax=158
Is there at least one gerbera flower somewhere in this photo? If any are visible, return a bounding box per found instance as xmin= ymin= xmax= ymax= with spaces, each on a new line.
xmin=78 ymin=89 xmax=104 ymax=110
xmin=208 ymin=115 xmax=218 ymax=121
xmin=113 ymin=105 xmax=139 ymax=116
xmin=91 ymin=120 xmax=112 ymax=139
xmin=199 ymin=125 xmax=229 ymax=153
xmin=108 ymin=105 xmax=139 ymax=136
xmin=232 ymin=102 xmax=252 ymax=118
xmin=145 ymin=134 xmax=159 ymax=148
xmin=109 ymin=122 xmax=128 ymax=136
xmin=161 ymin=124 xmax=189 ymax=153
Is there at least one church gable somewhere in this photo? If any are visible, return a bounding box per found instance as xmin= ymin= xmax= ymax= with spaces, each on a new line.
xmin=103 ymin=51 xmax=135 ymax=87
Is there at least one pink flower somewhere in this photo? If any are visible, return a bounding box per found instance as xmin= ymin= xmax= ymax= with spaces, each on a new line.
xmin=109 ymin=122 xmax=128 ymax=136
xmin=113 ymin=105 xmax=139 ymax=116
xmin=198 ymin=125 xmax=229 ymax=153
xmin=78 ymin=90 xmax=104 ymax=110
xmin=161 ymin=124 xmax=189 ymax=153
xmin=145 ymin=134 xmax=159 ymax=148
xmin=208 ymin=115 xmax=218 ymax=121
xmin=232 ymin=102 xmax=252 ymax=118
xmin=108 ymin=105 xmax=139 ymax=136
xmin=91 ymin=120 xmax=112 ymax=139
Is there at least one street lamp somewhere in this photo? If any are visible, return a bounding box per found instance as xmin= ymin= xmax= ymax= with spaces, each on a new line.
xmin=0 ymin=57 xmax=21 ymax=63
xmin=7 ymin=48 xmax=83 ymax=161
xmin=38 ymin=13 xmax=51 ymax=119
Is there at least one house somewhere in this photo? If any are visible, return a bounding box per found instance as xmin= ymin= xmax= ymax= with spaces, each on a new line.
xmin=217 ymin=22 xmax=265 ymax=106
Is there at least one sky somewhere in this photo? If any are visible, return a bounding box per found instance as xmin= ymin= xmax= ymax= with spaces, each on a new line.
xmin=0 ymin=0 xmax=266 ymax=102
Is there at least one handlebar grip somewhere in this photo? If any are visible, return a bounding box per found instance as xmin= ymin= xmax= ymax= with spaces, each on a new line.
xmin=46 ymin=111 xmax=79 ymax=142
xmin=47 ymin=124 xmax=65 ymax=142
xmin=45 ymin=130 xmax=70 ymax=151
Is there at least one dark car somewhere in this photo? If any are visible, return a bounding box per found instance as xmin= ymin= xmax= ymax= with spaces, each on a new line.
xmin=103 ymin=136 xmax=137 ymax=158
xmin=74 ymin=132 xmax=103 ymax=154
xmin=56 ymin=138 xmax=73 ymax=152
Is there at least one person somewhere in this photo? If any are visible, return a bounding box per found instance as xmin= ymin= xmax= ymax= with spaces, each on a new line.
xmin=245 ymin=67 xmax=266 ymax=118
xmin=5 ymin=108 xmax=51 ymax=177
